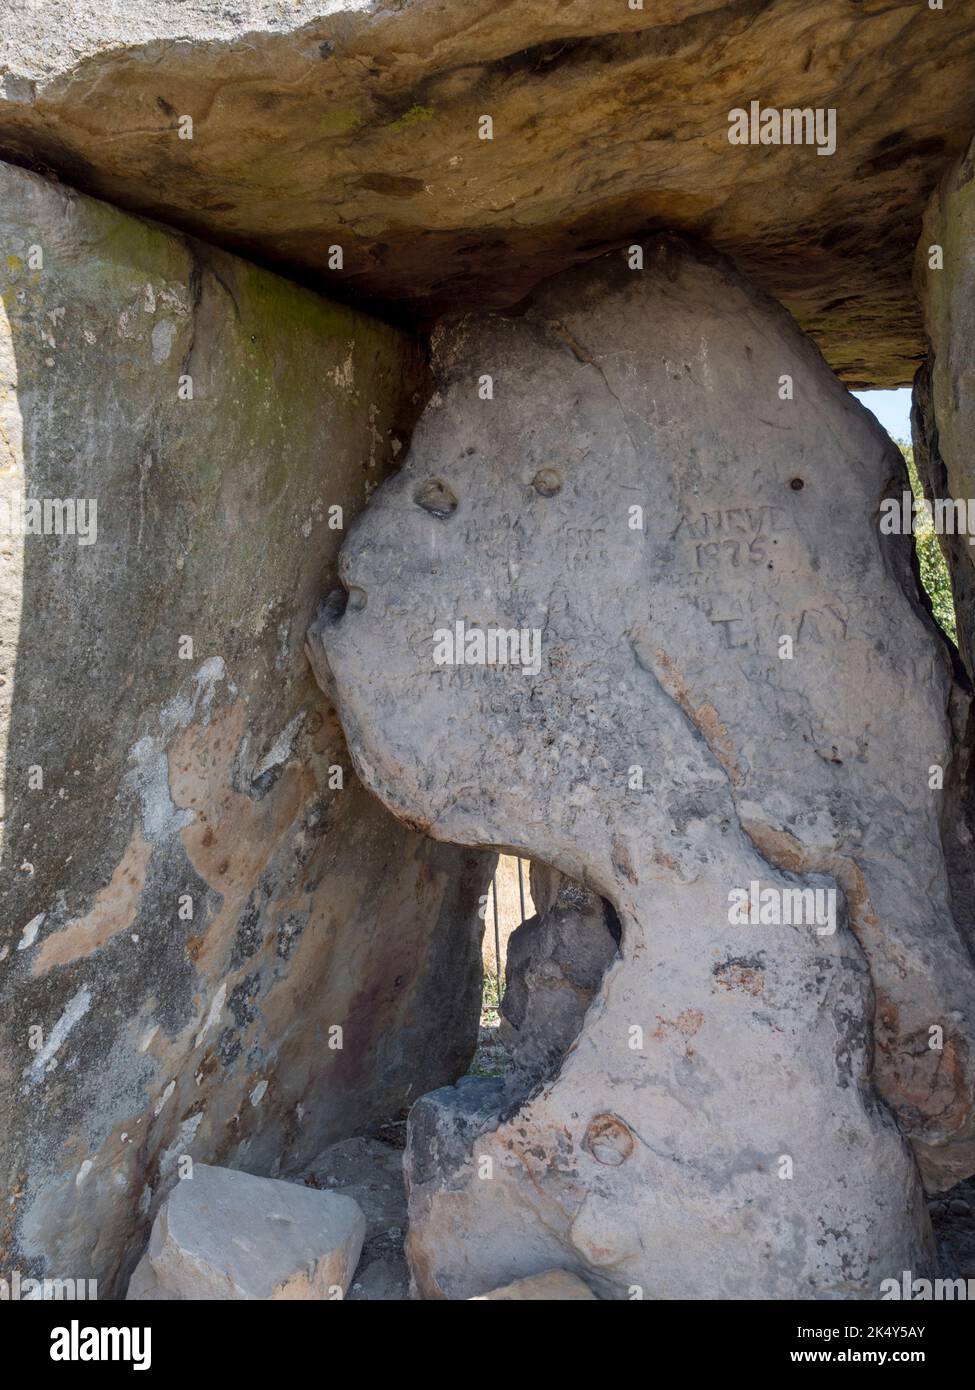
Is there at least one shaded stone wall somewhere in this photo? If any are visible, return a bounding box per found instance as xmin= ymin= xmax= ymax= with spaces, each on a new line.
xmin=912 ymin=135 xmax=975 ymax=965
xmin=914 ymin=134 xmax=975 ymax=682
xmin=0 ymin=161 xmax=490 ymax=1296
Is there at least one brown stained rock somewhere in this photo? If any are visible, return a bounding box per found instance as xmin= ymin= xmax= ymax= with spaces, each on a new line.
xmin=31 ymin=826 xmax=153 ymax=974
xmin=911 ymin=141 xmax=975 ymax=1136
xmin=3 ymin=1 xmax=975 ymax=384
xmin=315 ymin=236 xmax=975 ymax=1297
xmin=0 ymin=159 xmax=491 ymax=1297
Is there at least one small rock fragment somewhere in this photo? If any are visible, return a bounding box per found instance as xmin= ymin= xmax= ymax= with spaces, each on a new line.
xmin=126 ymin=1164 xmax=365 ymax=1300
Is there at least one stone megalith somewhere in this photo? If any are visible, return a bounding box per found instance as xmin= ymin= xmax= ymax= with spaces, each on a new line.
xmin=4 ymin=0 xmax=975 ymax=383
xmin=911 ymin=133 xmax=975 ymax=1006
xmin=0 ymin=160 xmax=490 ymax=1297
xmin=309 ymin=236 xmax=975 ymax=1299
xmin=914 ymin=132 xmax=975 ymax=683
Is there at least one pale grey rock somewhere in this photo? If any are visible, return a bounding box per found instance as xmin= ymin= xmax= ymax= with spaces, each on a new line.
xmin=313 ymin=236 xmax=975 ymax=1298
xmin=126 ymin=1164 xmax=365 ymax=1300
xmin=0 ymin=157 xmax=489 ymax=1298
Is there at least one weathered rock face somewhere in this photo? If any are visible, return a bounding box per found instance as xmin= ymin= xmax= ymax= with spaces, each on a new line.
xmin=3 ymin=1 xmax=975 ymax=386
xmin=499 ymin=866 xmax=618 ymax=1090
xmin=911 ymin=136 xmax=975 ymax=975
xmin=312 ymin=235 xmax=975 ymax=1298
xmin=914 ymin=136 xmax=975 ymax=682
xmin=126 ymin=1164 xmax=366 ymax=1300
xmin=0 ymin=160 xmax=490 ymax=1296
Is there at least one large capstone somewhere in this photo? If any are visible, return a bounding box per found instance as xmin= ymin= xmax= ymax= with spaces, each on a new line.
xmin=2 ymin=1 xmax=975 ymax=383
xmin=0 ymin=159 xmax=491 ymax=1297
xmin=311 ymin=235 xmax=975 ymax=1298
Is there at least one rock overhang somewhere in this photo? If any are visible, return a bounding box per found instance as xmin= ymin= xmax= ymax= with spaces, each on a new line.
xmin=2 ymin=0 xmax=974 ymax=388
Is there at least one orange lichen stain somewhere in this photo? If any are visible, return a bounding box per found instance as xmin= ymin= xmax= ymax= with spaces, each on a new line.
xmin=611 ymin=838 xmax=638 ymax=885
xmin=873 ymin=990 xmax=971 ymax=1138
xmin=740 ymin=819 xmax=888 ymax=955
xmin=170 ymin=700 xmax=313 ymax=977
xmin=739 ymin=819 xmax=808 ymax=875
xmin=653 ymin=649 xmax=743 ymax=785
xmin=651 ymin=1009 xmax=704 ymax=1045
xmin=32 ymin=825 xmax=152 ymax=975
xmin=582 ymin=1113 xmax=635 ymax=1166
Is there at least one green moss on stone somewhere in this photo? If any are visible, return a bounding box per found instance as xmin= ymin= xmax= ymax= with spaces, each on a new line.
xmin=390 ymin=104 xmax=435 ymax=129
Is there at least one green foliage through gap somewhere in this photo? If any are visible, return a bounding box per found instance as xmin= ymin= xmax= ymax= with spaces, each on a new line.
xmin=900 ymin=442 xmax=958 ymax=647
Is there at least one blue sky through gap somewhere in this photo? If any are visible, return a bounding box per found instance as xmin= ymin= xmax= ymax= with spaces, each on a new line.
xmin=852 ymin=387 xmax=912 ymax=445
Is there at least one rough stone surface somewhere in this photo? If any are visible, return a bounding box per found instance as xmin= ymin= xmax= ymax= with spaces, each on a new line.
xmin=312 ymin=236 xmax=975 ymax=1298
xmin=298 ymin=1134 xmax=411 ymax=1301
xmin=911 ymin=137 xmax=975 ymax=977
xmin=469 ymin=1270 xmax=597 ymax=1301
xmin=3 ymin=1 xmax=975 ymax=385
xmin=499 ymin=865 xmax=618 ymax=1089
xmin=126 ymin=1163 xmax=365 ymax=1299
xmin=914 ymin=135 xmax=975 ymax=681
xmin=0 ymin=159 xmax=490 ymax=1297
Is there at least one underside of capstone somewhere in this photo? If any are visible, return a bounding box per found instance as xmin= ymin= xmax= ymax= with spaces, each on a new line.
xmin=3 ymin=1 xmax=975 ymax=384
xmin=310 ymin=236 xmax=975 ymax=1298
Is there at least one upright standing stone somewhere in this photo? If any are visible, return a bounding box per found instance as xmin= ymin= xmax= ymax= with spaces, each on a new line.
xmin=0 ymin=160 xmax=490 ymax=1297
xmin=912 ymin=135 xmax=975 ymax=974
xmin=914 ymin=133 xmax=975 ymax=677
xmin=311 ymin=236 xmax=975 ymax=1298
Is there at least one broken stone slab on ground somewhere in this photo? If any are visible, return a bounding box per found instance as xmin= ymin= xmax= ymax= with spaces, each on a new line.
xmin=313 ymin=234 xmax=975 ymax=1298
xmin=469 ymin=1270 xmax=597 ymax=1300
xmin=126 ymin=1164 xmax=365 ymax=1300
